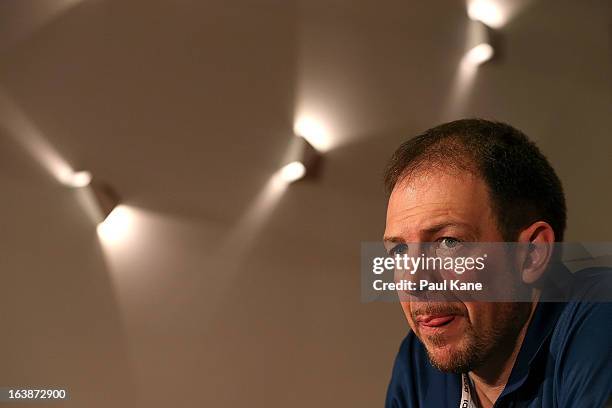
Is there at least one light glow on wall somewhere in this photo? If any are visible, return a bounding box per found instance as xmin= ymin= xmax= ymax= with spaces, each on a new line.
xmin=61 ymin=170 xmax=92 ymax=188
xmin=467 ymin=0 xmax=505 ymax=28
xmin=279 ymin=161 xmax=306 ymax=183
xmin=0 ymin=89 xmax=95 ymax=189
xmin=465 ymin=43 xmax=494 ymax=66
xmin=294 ymin=116 xmax=332 ymax=153
xmin=439 ymin=19 xmax=493 ymax=120
xmin=97 ymin=205 xmax=133 ymax=245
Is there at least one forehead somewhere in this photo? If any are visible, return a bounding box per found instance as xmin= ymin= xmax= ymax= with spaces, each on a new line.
xmin=385 ymin=169 xmax=494 ymax=241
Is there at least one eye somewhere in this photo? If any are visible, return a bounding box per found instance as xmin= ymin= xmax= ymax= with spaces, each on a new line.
xmin=389 ymin=243 xmax=408 ymax=256
xmin=437 ymin=237 xmax=462 ymax=250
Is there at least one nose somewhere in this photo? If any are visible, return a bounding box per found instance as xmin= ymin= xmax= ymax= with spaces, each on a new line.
xmin=396 ymin=242 xmax=449 ymax=302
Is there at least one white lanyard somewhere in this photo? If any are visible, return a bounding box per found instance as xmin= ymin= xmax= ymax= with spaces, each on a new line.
xmin=459 ymin=373 xmax=478 ymax=408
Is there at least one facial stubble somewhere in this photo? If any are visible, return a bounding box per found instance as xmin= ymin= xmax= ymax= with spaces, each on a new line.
xmin=420 ymin=302 xmax=531 ymax=374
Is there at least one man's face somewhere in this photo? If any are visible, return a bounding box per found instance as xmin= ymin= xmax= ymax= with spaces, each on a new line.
xmin=384 ymin=168 xmax=529 ymax=373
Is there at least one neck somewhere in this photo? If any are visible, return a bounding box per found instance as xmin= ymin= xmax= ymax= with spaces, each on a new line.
xmin=469 ymin=299 xmax=539 ymax=408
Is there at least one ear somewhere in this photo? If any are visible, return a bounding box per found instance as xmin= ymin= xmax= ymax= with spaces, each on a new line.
xmin=517 ymin=221 xmax=555 ymax=284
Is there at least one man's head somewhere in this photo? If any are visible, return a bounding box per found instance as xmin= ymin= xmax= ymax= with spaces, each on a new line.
xmin=383 ymin=119 xmax=566 ymax=373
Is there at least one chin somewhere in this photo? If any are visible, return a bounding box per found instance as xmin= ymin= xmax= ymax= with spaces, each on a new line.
xmin=423 ymin=339 xmax=477 ymax=373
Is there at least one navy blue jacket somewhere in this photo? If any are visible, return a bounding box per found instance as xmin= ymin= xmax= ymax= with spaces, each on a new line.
xmin=385 ymin=268 xmax=612 ymax=407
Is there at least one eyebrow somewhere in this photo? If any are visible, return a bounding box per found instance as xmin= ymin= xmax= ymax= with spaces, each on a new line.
xmin=383 ymin=222 xmax=473 ymax=243
xmin=383 ymin=235 xmax=404 ymax=244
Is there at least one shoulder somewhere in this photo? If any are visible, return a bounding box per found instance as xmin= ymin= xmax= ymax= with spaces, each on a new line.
xmin=548 ymin=268 xmax=612 ymax=407
xmin=552 ymin=267 xmax=612 ymax=338
xmin=569 ymin=266 xmax=612 ymax=300
xmin=551 ymin=299 xmax=612 ymax=357
xmin=551 ymin=267 xmax=612 ymax=354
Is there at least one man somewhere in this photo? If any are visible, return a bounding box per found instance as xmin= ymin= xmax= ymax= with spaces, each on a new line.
xmin=383 ymin=119 xmax=612 ymax=407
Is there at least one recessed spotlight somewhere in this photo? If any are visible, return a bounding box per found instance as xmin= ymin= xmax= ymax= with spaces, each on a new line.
xmin=89 ymin=180 xmax=121 ymax=222
xmin=278 ymin=135 xmax=322 ymax=184
xmin=463 ymin=20 xmax=495 ymax=66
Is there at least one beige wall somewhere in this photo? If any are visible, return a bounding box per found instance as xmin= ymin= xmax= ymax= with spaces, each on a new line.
xmin=0 ymin=0 xmax=610 ymax=406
